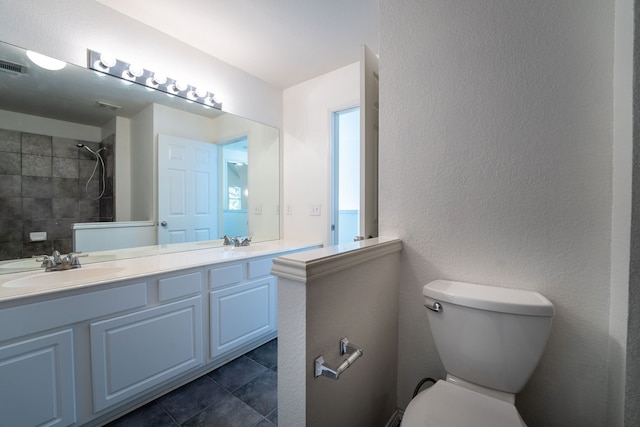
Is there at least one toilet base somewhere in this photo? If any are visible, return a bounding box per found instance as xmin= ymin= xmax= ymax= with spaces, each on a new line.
xmin=401 ymin=380 xmax=526 ymax=427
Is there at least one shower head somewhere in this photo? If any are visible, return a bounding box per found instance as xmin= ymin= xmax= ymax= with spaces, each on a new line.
xmin=76 ymin=143 xmax=105 ymax=155
xmin=76 ymin=143 xmax=92 ymax=152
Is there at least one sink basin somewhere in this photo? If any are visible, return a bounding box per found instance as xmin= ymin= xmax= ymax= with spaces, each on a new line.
xmin=2 ymin=267 xmax=125 ymax=288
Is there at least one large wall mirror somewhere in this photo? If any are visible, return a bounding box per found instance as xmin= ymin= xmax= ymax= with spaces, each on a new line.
xmin=0 ymin=40 xmax=280 ymax=273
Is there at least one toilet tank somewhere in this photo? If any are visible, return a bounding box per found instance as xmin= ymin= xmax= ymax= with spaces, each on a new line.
xmin=423 ymin=280 xmax=554 ymax=394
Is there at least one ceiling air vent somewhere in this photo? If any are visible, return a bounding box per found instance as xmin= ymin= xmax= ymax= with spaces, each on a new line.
xmin=96 ymin=101 xmax=122 ymax=112
xmin=0 ymin=59 xmax=25 ymax=75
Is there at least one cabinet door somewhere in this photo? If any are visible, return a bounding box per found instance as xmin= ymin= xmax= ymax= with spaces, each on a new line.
xmin=210 ymin=277 xmax=277 ymax=357
xmin=0 ymin=330 xmax=76 ymax=427
xmin=90 ymin=296 xmax=203 ymax=412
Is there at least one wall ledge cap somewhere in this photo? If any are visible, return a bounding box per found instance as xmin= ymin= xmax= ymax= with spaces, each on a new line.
xmin=271 ymin=237 xmax=402 ymax=282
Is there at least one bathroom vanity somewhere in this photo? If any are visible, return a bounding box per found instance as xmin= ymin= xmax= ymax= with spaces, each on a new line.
xmin=0 ymin=241 xmax=318 ymax=427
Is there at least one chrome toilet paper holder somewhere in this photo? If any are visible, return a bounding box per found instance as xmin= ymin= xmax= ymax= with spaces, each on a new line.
xmin=314 ymin=337 xmax=363 ymax=380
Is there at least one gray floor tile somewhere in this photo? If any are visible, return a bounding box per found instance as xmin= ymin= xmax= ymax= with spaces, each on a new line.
xmin=107 ymin=339 xmax=279 ymax=426
xmin=158 ymin=376 xmax=229 ymax=424
xmin=181 ymin=393 xmax=264 ymax=427
xmin=233 ymin=370 xmax=278 ymax=416
xmin=246 ymin=339 xmax=277 ymax=370
xmin=209 ymin=355 xmax=268 ymax=391
xmin=266 ymin=408 xmax=278 ymax=425
xmin=105 ymin=401 xmax=178 ymax=427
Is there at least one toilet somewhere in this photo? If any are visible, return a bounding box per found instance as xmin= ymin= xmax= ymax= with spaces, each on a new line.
xmin=401 ymin=280 xmax=554 ymax=427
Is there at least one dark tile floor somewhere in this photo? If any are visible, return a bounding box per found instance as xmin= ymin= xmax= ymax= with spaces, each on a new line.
xmin=105 ymin=339 xmax=278 ymax=427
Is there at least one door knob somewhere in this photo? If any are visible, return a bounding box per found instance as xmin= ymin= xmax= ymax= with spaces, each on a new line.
xmin=160 ymin=221 xmax=168 ymax=227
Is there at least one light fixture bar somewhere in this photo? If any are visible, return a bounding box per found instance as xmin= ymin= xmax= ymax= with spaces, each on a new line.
xmin=87 ymin=49 xmax=222 ymax=110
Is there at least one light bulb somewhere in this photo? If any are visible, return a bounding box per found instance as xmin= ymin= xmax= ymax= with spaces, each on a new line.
xmin=145 ymin=73 xmax=166 ymax=88
xmin=94 ymin=53 xmax=116 ymax=72
xmin=123 ymin=64 xmax=144 ymax=81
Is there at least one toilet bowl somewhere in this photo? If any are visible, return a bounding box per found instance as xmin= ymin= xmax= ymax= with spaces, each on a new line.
xmin=401 ymin=280 xmax=554 ymax=427
xmin=402 ymin=380 xmax=525 ymax=427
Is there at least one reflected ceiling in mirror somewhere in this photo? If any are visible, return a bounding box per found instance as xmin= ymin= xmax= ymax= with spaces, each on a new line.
xmin=0 ymin=40 xmax=280 ymax=273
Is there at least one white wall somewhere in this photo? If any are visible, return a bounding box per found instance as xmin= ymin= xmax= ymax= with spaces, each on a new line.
xmin=213 ymin=114 xmax=280 ymax=241
xmin=282 ymin=62 xmax=359 ymax=246
xmin=0 ymin=0 xmax=282 ymax=128
xmin=0 ymin=110 xmax=102 ymax=142
xmin=379 ymin=1 xmax=618 ymax=426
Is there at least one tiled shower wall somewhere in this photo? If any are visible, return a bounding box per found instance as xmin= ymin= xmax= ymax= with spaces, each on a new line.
xmin=0 ymin=129 xmax=114 ymax=260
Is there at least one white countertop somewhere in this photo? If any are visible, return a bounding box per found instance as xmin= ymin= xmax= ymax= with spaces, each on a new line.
xmin=0 ymin=240 xmax=320 ymax=303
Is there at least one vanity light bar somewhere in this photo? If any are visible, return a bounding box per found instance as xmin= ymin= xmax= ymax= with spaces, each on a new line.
xmin=87 ymin=50 xmax=222 ymax=110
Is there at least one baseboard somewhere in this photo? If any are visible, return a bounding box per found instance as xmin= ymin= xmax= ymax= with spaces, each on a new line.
xmin=385 ymin=409 xmax=404 ymax=427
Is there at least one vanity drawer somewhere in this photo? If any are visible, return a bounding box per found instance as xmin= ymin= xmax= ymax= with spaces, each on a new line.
xmin=248 ymin=258 xmax=275 ymax=279
xmin=209 ymin=263 xmax=244 ymax=289
xmin=158 ymin=270 xmax=202 ymax=302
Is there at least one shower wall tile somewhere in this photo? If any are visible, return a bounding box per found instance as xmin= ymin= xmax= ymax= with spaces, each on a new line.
xmin=0 ymin=242 xmax=24 ymax=260
xmin=79 ymin=198 xmax=100 ymax=220
xmin=53 ymin=157 xmax=78 ymax=179
xmin=22 ymin=133 xmax=52 ymax=155
xmin=78 ymin=158 xmax=98 ymax=180
xmin=0 ymin=174 xmax=21 ymax=197
xmin=23 ymin=241 xmax=51 ymax=259
xmin=0 ymin=220 xmax=23 ymax=243
xmin=49 ymin=220 xmax=75 ymax=240
xmin=23 ymin=198 xmax=52 ymax=219
xmin=0 ymin=129 xmax=21 ymax=152
xmin=0 ymin=152 xmax=21 ymax=174
xmin=53 ymin=198 xmax=79 ymax=219
xmin=52 ymin=137 xmax=80 ymax=158
xmin=100 ymin=196 xmax=114 ymax=221
xmin=23 ymin=154 xmax=52 ymax=177
xmin=22 ymin=176 xmax=52 ymax=198
xmin=53 ymin=178 xmax=79 ymax=198
xmin=0 ymin=127 xmax=115 ymax=260
xmin=0 ymin=198 xmax=22 ymax=218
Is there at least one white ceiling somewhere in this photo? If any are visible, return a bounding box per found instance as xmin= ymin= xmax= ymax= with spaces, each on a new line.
xmin=96 ymin=0 xmax=379 ymax=89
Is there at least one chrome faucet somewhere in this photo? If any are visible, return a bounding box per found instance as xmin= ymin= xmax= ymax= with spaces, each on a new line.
xmin=222 ymin=235 xmax=252 ymax=247
xmin=37 ymin=250 xmax=85 ymax=271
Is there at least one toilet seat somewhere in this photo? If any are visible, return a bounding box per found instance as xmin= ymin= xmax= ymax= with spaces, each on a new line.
xmin=401 ymin=380 xmax=527 ymax=427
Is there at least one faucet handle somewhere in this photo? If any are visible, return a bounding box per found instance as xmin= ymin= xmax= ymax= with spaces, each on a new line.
xmin=37 ymin=255 xmax=56 ymax=271
xmin=63 ymin=252 xmax=87 ymax=266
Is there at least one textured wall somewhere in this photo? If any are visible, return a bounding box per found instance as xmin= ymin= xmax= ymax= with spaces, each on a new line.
xmin=275 ymin=239 xmax=400 ymax=427
xmin=379 ymin=1 xmax=615 ymax=425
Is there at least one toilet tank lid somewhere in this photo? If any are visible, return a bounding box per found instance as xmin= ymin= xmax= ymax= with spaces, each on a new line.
xmin=423 ymin=280 xmax=554 ymax=317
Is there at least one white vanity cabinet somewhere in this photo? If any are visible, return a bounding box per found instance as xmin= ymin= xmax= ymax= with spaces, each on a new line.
xmin=90 ymin=269 xmax=204 ymax=412
xmin=208 ymin=257 xmax=278 ymax=358
xmin=90 ymin=296 xmax=203 ymax=412
xmin=0 ymin=242 xmax=318 ymax=427
xmin=0 ymin=329 xmax=76 ymax=427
